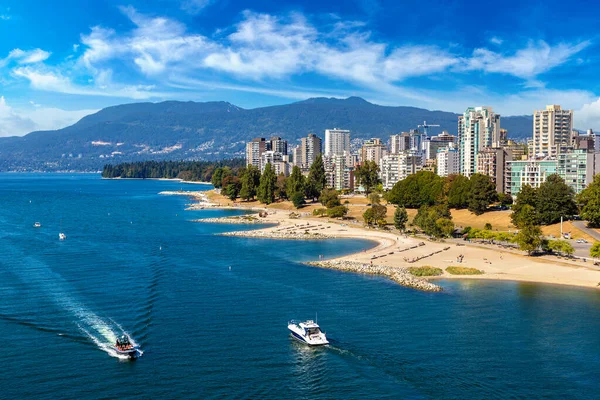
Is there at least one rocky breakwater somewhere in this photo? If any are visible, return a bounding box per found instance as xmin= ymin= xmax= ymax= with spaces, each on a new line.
xmin=306 ymin=260 xmax=442 ymax=292
xmin=222 ymin=229 xmax=334 ymax=240
xmin=193 ymin=215 xmax=272 ymax=225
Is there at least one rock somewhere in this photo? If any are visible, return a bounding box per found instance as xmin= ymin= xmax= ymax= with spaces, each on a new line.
xmin=192 ymin=216 xmax=273 ymax=225
xmin=306 ymin=260 xmax=442 ymax=292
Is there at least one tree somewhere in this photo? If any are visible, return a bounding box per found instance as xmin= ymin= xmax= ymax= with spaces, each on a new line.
xmin=257 ymin=163 xmax=277 ymax=205
xmin=304 ymin=180 xmax=320 ymax=202
xmin=386 ymin=171 xmax=444 ymax=208
xmin=514 ymin=204 xmax=539 ymax=228
xmin=275 ymin=173 xmax=288 ymax=200
xmin=239 ymin=166 xmax=260 ymax=201
xmin=547 ymin=239 xmax=575 ymax=256
xmin=306 ymin=154 xmax=326 ymax=200
xmin=327 ymin=206 xmax=348 ymax=218
xmin=497 ymin=192 xmax=513 ymax=206
xmin=590 ymin=242 xmax=600 ymax=258
xmin=446 ymin=174 xmax=470 ymax=209
xmin=513 ymin=224 xmax=544 ymax=255
xmin=413 ymin=204 xmax=452 ymax=237
xmin=291 ymin=192 xmax=305 ymax=209
xmin=211 ymin=167 xmax=223 ymax=188
xmin=225 ymin=180 xmax=240 ymax=201
xmin=355 ymin=161 xmax=380 ymax=194
xmin=484 ymin=223 xmax=492 ymax=230
xmin=286 ymin=166 xmax=305 ymax=198
xmin=368 ymin=193 xmax=381 ymax=205
xmin=511 ymin=185 xmax=538 ymax=228
xmin=436 ymin=218 xmax=455 ymax=238
xmin=394 ymin=206 xmax=408 ymax=231
xmin=578 ymin=174 xmax=600 ymax=227
xmin=319 ymin=188 xmax=341 ymax=208
xmin=467 ymin=173 xmax=497 ymax=215
xmin=536 ymin=174 xmax=576 ymax=225
xmin=364 ymin=204 xmax=387 ymax=226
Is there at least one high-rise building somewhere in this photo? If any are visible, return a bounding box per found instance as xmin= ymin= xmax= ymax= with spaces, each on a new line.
xmin=476 ymin=147 xmax=513 ymax=193
xmin=301 ymin=133 xmax=322 ymax=167
xmin=436 ymin=145 xmax=460 ymax=177
xmin=390 ymin=133 xmax=411 ymax=154
xmin=260 ymin=151 xmax=284 ymax=172
xmin=269 ymin=137 xmax=288 ymax=155
xmin=380 ymin=151 xmax=424 ymax=190
xmin=324 ymin=128 xmax=351 ymax=156
xmin=557 ymin=149 xmax=600 ymax=194
xmin=246 ymin=137 xmax=268 ymax=168
xmin=531 ymin=105 xmax=573 ymax=158
xmin=360 ymin=138 xmax=387 ymax=165
xmin=331 ymin=154 xmax=354 ymax=191
xmin=458 ymin=106 xmax=501 ymax=177
xmin=506 ymin=159 xmax=558 ymax=196
xmin=424 ymin=131 xmax=457 ymax=160
xmin=293 ymin=133 xmax=322 ymax=169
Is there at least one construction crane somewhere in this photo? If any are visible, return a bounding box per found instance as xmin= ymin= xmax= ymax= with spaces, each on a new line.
xmin=418 ymin=121 xmax=441 ymax=137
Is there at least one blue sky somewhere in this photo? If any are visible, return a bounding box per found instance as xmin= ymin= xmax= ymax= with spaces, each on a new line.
xmin=1 ymin=0 xmax=600 ymax=136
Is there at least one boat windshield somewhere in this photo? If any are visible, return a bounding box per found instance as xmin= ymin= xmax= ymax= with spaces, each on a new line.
xmin=116 ymin=336 xmax=131 ymax=346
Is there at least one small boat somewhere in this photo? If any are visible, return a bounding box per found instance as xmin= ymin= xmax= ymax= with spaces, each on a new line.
xmin=58 ymin=233 xmax=67 ymax=240
xmin=288 ymin=319 xmax=329 ymax=346
xmin=33 ymin=222 xmax=41 ymax=228
xmin=113 ymin=335 xmax=139 ymax=358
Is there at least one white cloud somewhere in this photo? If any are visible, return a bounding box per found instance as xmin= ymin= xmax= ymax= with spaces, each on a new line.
xmin=0 ymin=48 xmax=51 ymax=67
xmin=489 ymin=37 xmax=503 ymax=45
xmin=0 ymin=96 xmax=96 ymax=137
xmin=576 ymin=98 xmax=600 ymax=130
xmin=180 ymin=0 xmax=214 ymax=15
xmin=464 ymin=40 xmax=590 ymax=79
xmin=12 ymin=66 xmax=170 ymax=99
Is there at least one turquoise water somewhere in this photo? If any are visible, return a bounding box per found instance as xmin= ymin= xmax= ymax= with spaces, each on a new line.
xmin=1 ymin=174 xmax=600 ymax=399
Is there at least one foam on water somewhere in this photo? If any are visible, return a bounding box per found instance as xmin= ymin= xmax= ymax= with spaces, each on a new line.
xmin=2 ymin=245 xmax=141 ymax=359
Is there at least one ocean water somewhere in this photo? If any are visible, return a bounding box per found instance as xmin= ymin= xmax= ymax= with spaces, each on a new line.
xmin=1 ymin=174 xmax=600 ymax=399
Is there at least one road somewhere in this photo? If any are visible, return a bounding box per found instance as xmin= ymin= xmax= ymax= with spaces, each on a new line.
xmin=573 ymin=221 xmax=600 ymax=242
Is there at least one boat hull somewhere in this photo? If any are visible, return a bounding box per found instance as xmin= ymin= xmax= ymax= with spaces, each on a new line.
xmin=288 ymin=326 xmax=329 ymax=346
xmin=113 ymin=347 xmax=139 ymax=358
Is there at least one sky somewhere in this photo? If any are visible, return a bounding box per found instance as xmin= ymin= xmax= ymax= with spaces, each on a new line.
xmin=1 ymin=0 xmax=600 ymax=136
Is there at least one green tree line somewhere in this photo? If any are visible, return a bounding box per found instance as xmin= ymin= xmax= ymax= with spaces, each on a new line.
xmin=102 ymin=159 xmax=245 ymax=182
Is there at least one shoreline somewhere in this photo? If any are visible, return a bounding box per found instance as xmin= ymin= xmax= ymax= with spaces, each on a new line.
xmin=190 ymin=191 xmax=600 ymax=291
xmin=104 ymin=177 xmax=213 ymax=185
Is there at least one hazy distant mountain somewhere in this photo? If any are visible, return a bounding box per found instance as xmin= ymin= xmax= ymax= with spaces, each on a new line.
xmin=0 ymin=97 xmax=533 ymax=171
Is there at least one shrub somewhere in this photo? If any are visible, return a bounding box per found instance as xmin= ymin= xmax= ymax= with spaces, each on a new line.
xmin=326 ymin=206 xmax=348 ymax=218
xmin=484 ymin=222 xmax=492 ymax=230
xmin=407 ymin=266 xmax=443 ymax=276
xmin=312 ymin=208 xmax=327 ymax=216
xmin=446 ymin=266 xmax=484 ymax=275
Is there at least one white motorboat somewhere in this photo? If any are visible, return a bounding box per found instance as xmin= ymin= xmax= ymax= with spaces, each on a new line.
xmin=288 ymin=319 xmax=329 ymax=346
xmin=33 ymin=222 xmax=41 ymax=228
xmin=59 ymin=232 xmax=67 ymax=240
xmin=113 ymin=335 xmax=140 ymax=358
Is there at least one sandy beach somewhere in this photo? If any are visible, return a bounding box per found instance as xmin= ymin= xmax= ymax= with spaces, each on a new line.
xmin=175 ymin=190 xmax=600 ymax=290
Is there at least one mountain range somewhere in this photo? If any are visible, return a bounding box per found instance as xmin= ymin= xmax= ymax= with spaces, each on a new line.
xmin=0 ymin=97 xmax=534 ymax=171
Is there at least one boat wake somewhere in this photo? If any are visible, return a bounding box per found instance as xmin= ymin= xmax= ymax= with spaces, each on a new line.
xmin=1 ymin=249 xmax=142 ymax=359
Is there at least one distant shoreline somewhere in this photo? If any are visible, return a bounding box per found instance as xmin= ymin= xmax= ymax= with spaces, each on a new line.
xmin=103 ymin=177 xmax=213 ymax=185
